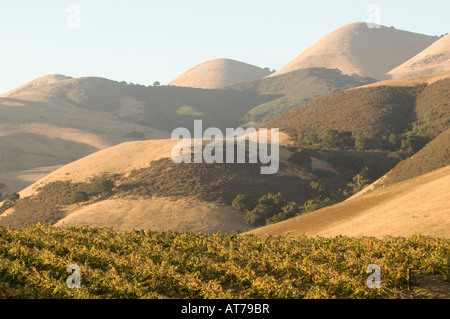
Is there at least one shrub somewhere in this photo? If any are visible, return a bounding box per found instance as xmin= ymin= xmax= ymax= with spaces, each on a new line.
xmin=346 ymin=168 xmax=371 ymax=195
xmin=266 ymin=202 xmax=303 ymax=225
xmin=303 ymin=197 xmax=331 ymax=213
xmin=89 ymin=178 xmax=115 ymax=196
xmin=3 ymin=193 xmax=19 ymax=204
xmin=303 ymin=133 xmax=320 ymax=145
xmin=70 ymin=191 xmax=90 ymax=204
xmin=309 ymin=179 xmax=329 ymax=197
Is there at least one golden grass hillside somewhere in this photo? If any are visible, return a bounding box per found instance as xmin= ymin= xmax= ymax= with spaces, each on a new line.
xmin=169 ymin=58 xmax=273 ymax=89
xmin=270 ymin=22 xmax=437 ymax=79
xmin=0 ymin=74 xmax=279 ymax=193
xmin=0 ymin=137 xmax=315 ymax=233
xmin=388 ymin=34 xmax=450 ymax=78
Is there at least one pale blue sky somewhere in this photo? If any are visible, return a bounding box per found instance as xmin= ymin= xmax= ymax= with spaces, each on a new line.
xmin=0 ymin=0 xmax=448 ymax=93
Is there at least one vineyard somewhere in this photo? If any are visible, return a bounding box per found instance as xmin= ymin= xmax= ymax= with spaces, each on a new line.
xmin=0 ymin=223 xmax=448 ymax=299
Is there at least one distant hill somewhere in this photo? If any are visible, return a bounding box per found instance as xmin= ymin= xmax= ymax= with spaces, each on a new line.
xmin=168 ymin=58 xmax=273 ymax=89
xmin=247 ymin=165 xmax=450 ymax=238
xmin=264 ymin=72 xmax=450 ymax=144
xmin=388 ymin=34 xmax=450 ymax=78
xmin=269 ymin=22 xmax=437 ymax=79
xmin=0 ymin=75 xmax=277 ymax=193
xmin=0 ymin=70 xmax=377 ymax=193
xmin=229 ymin=68 xmax=375 ymax=124
xmin=0 ymin=138 xmax=312 ymax=232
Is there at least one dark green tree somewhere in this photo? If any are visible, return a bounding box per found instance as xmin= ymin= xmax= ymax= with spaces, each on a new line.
xmin=89 ymin=178 xmax=115 ymax=196
xmin=70 ymin=191 xmax=90 ymax=204
xmin=288 ymin=148 xmax=311 ymax=166
xmin=232 ymin=194 xmax=253 ymax=212
xmin=266 ymin=202 xmax=303 ymax=225
xmin=321 ymin=129 xmax=354 ymax=149
xmin=244 ymin=193 xmax=286 ymax=227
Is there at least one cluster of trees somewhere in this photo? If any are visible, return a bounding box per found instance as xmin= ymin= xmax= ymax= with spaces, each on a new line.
xmin=70 ymin=178 xmax=115 ymax=205
xmin=384 ymin=132 xmax=429 ymax=159
xmin=288 ymin=148 xmax=312 ymax=168
xmin=301 ymin=129 xmax=428 ymax=155
xmin=232 ymin=192 xmax=335 ymax=227
xmin=233 ymin=193 xmax=301 ymax=227
xmin=232 ymin=165 xmax=371 ymax=227
xmin=302 ymin=129 xmax=355 ymax=150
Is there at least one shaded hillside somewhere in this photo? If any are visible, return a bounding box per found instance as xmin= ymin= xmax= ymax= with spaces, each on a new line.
xmin=229 ymin=68 xmax=375 ymax=123
xmin=0 ymin=70 xmax=375 ymax=193
xmin=270 ymin=22 xmax=437 ymax=78
xmin=0 ymin=138 xmax=300 ymax=230
xmin=0 ymin=75 xmax=278 ymax=193
xmin=0 ymin=156 xmax=309 ymax=230
xmin=265 ymin=85 xmax=421 ymax=141
xmin=248 ymin=165 xmax=450 ymax=239
xmin=2 ymin=75 xmax=277 ymax=132
xmin=264 ymin=76 xmax=450 ymax=145
xmin=116 ymin=158 xmax=307 ymax=205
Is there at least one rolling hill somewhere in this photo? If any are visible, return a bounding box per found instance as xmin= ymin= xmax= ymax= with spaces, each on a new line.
xmin=0 ymin=75 xmax=278 ymax=193
xmin=269 ymin=22 xmax=438 ymax=79
xmin=388 ymin=34 xmax=450 ymax=78
xmin=0 ymin=69 xmax=376 ymax=194
xmin=168 ymin=58 xmax=273 ymax=89
xmin=229 ymin=67 xmax=375 ymax=124
xmin=264 ymin=72 xmax=450 ymax=144
xmin=0 ymin=137 xmax=313 ymax=232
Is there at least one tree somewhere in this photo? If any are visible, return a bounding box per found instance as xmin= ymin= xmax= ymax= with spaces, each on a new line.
xmin=266 ymin=202 xmax=303 ymax=225
xmin=232 ymin=194 xmax=252 ymax=212
xmin=303 ymin=133 xmax=320 ymax=145
xmin=355 ymin=136 xmax=372 ymax=151
xmin=321 ymin=129 xmax=354 ymax=149
xmin=89 ymin=178 xmax=115 ymax=196
xmin=309 ymin=179 xmax=329 ymax=197
xmin=302 ymin=197 xmax=331 ymax=213
xmin=3 ymin=192 xmax=19 ymax=204
xmin=347 ymin=167 xmax=370 ymax=195
xmin=244 ymin=193 xmax=286 ymax=227
xmin=153 ymin=81 xmax=161 ymax=87
xmin=288 ymin=148 xmax=311 ymax=167
xmin=70 ymin=191 xmax=89 ymax=204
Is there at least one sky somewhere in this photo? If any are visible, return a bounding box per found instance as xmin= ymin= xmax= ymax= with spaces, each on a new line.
xmin=0 ymin=0 xmax=449 ymax=93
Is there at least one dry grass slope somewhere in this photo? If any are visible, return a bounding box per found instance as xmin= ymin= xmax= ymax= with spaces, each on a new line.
xmin=169 ymin=58 xmax=272 ymax=89
xmin=270 ymin=22 xmax=438 ymax=78
xmin=389 ymin=34 xmax=450 ymax=78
